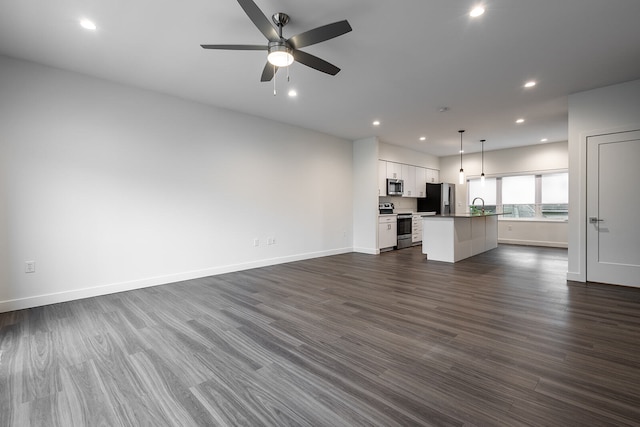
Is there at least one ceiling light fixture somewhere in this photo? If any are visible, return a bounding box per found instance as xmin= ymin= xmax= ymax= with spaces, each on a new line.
xmin=373 ymin=120 xmax=380 ymax=126
xmin=480 ymin=139 xmax=486 ymax=186
xmin=267 ymin=43 xmax=294 ymax=67
xmin=470 ymin=6 xmax=485 ymax=17
xmin=420 ymin=136 xmax=426 ymax=141
xmin=80 ymin=19 xmax=97 ymax=30
xmin=516 ymin=118 xmax=525 ymax=124
xmin=524 ymin=81 xmax=536 ymax=88
xmin=459 ymin=130 xmax=465 ymax=185
xmin=288 ymin=89 xmax=297 ymax=97
xmin=541 ymin=138 xmax=548 ymax=142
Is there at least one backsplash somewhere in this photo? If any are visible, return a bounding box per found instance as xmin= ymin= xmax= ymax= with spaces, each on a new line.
xmin=379 ymin=196 xmax=417 ymax=212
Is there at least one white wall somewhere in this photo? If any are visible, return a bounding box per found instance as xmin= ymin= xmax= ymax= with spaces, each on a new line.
xmin=440 ymin=141 xmax=569 ymax=247
xmin=0 ymin=55 xmax=354 ymax=312
xmin=353 ymin=137 xmax=379 ymax=254
xmin=498 ymin=220 xmax=568 ymax=248
xmin=567 ymin=79 xmax=640 ymax=282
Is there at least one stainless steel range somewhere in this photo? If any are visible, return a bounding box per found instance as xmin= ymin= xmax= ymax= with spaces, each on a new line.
xmin=396 ymin=213 xmax=412 ymax=249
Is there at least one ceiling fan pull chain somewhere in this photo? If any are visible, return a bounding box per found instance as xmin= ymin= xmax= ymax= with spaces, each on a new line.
xmin=287 ymin=64 xmax=290 ymax=82
xmin=273 ymin=64 xmax=277 ymax=96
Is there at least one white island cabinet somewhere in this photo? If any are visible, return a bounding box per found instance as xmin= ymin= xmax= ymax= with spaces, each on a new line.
xmin=421 ymin=214 xmax=499 ymax=262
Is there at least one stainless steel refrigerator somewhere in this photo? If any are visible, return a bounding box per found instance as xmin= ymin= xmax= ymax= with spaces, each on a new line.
xmin=417 ymin=183 xmax=455 ymax=215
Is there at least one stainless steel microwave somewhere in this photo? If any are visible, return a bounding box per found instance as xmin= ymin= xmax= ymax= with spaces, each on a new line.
xmin=387 ymin=179 xmax=404 ymax=196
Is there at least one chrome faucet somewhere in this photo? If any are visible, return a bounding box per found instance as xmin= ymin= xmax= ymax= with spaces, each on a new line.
xmin=472 ymin=197 xmax=485 ymax=214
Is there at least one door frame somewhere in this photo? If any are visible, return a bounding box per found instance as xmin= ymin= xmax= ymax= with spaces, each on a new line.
xmin=582 ymin=125 xmax=640 ymax=284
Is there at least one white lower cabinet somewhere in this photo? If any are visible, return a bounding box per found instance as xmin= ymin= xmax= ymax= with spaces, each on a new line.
xmin=378 ymin=215 xmax=397 ymax=250
xmin=412 ymin=214 xmax=423 ymax=244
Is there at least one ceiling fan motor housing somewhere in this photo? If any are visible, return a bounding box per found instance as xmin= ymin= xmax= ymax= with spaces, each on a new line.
xmin=272 ymin=13 xmax=290 ymax=28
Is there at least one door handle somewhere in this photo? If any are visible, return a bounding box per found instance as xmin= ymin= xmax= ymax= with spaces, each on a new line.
xmin=589 ymin=217 xmax=604 ymax=223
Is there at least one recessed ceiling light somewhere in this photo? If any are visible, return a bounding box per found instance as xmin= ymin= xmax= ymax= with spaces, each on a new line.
xmin=372 ymin=120 xmax=380 ymax=126
xmin=459 ymin=150 xmax=465 ymax=153
xmin=288 ymin=89 xmax=297 ymax=97
xmin=419 ymin=136 xmax=426 ymax=141
xmin=80 ymin=19 xmax=97 ymax=30
xmin=470 ymin=6 xmax=485 ymax=17
xmin=516 ymin=118 xmax=525 ymax=124
xmin=524 ymin=81 xmax=536 ymax=88
xmin=541 ymin=138 xmax=548 ymax=142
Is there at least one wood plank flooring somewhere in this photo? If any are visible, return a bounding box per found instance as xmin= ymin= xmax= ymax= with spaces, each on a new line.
xmin=2 ymin=245 xmax=640 ymax=426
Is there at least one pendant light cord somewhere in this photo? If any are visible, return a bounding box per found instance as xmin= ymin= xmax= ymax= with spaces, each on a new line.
xmin=459 ymin=130 xmax=465 ymax=171
xmin=481 ymin=139 xmax=485 ymax=175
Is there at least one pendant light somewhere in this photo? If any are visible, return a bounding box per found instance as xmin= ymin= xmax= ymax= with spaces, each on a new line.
xmin=480 ymin=139 xmax=486 ymax=186
xmin=458 ymin=130 xmax=465 ymax=185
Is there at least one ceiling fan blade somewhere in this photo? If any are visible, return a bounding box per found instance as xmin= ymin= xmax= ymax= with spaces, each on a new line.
xmin=260 ymin=62 xmax=279 ymax=82
xmin=236 ymin=0 xmax=279 ymax=42
xmin=288 ymin=20 xmax=352 ymax=49
xmin=292 ymin=50 xmax=341 ymax=76
xmin=201 ymin=44 xmax=267 ymax=50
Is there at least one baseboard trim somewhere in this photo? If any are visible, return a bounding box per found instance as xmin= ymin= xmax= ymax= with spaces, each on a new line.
xmin=566 ymin=272 xmax=585 ymax=282
xmin=498 ymin=238 xmax=568 ymax=248
xmin=352 ymin=247 xmax=379 ymax=255
xmin=0 ymin=247 xmax=353 ymax=313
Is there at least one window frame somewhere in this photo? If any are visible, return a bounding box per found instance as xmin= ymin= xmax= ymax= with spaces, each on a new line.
xmin=467 ymin=171 xmax=568 ymax=221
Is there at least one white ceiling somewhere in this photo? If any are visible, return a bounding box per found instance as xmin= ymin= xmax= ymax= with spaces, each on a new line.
xmin=1 ymin=0 xmax=640 ymax=157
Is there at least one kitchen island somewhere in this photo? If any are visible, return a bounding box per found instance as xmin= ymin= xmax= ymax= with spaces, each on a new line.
xmin=421 ymin=213 xmax=500 ymax=262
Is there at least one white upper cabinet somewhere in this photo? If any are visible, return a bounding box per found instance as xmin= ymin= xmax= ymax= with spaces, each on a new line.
xmin=386 ymin=162 xmax=402 ymax=180
xmin=402 ymin=164 xmax=416 ymax=197
xmin=379 ymin=160 xmax=440 ymax=198
xmin=378 ymin=160 xmax=387 ymax=196
xmin=415 ymin=167 xmax=427 ymax=197
xmin=426 ymin=168 xmax=440 ymax=183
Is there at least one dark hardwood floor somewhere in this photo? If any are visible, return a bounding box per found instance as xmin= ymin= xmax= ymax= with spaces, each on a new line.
xmin=1 ymin=245 xmax=640 ymax=426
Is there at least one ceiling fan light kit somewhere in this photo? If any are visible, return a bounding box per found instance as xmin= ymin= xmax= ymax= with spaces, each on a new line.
xmin=201 ymin=0 xmax=352 ymax=82
xmin=267 ymin=42 xmax=294 ymax=67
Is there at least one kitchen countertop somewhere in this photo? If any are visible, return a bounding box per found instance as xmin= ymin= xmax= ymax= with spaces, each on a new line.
xmin=421 ymin=212 xmax=503 ymax=218
xmin=379 ymin=211 xmax=437 ymax=217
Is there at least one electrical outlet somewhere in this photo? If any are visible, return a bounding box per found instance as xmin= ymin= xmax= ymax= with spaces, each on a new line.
xmin=267 ymin=237 xmax=275 ymax=245
xmin=253 ymin=238 xmax=259 ymax=247
xmin=25 ymin=261 xmax=36 ymax=273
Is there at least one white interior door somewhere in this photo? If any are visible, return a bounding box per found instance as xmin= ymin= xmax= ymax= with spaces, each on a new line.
xmin=586 ymin=130 xmax=640 ymax=287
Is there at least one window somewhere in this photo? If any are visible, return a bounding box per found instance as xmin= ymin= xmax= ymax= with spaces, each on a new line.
xmin=502 ymin=175 xmax=536 ymax=218
xmin=468 ymin=172 xmax=568 ymax=220
xmin=541 ymin=173 xmax=569 ymax=219
xmin=468 ymin=178 xmax=497 ymax=213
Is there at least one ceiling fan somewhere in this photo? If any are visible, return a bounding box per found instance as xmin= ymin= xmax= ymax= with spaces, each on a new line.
xmin=201 ymin=0 xmax=352 ymax=82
